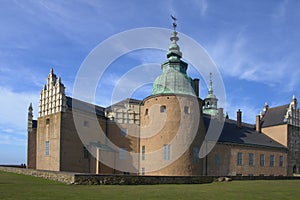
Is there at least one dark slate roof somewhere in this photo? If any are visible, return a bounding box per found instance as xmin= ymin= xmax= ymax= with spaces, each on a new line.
xmin=261 ymin=104 xmax=289 ymax=128
xmin=32 ymin=120 xmax=37 ymax=128
xmin=105 ymin=98 xmax=142 ymax=111
xmin=66 ymin=96 xmax=105 ymax=117
xmin=203 ymin=114 xmax=286 ymax=149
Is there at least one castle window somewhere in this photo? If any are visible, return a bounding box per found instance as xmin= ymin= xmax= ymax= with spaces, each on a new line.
xmin=193 ymin=147 xmax=199 ymax=162
xmin=83 ymin=147 xmax=89 ymax=159
xmin=237 ymin=152 xmax=242 ymax=166
xmin=163 ymin=144 xmax=171 ymax=161
xmin=260 ymin=154 xmax=265 ymax=167
xmin=160 ymin=105 xmax=166 ymax=113
xmin=249 ymin=153 xmax=254 ymax=166
xmin=141 ymin=167 xmax=145 ymax=175
xmin=145 ymin=109 xmax=148 ymax=116
xmin=120 ymin=128 xmax=127 ymax=136
xmin=46 ymin=118 xmax=50 ymax=125
xmin=142 ymin=145 xmax=145 ymax=160
xmin=184 ymin=106 xmax=190 ymax=114
xmin=279 ymin=155 xmax=284 ymax=167
xmin=119 ymin=148 xmax=126 ymax=160
xmin=45 ymin=141 xmax=50 ymax=156
xmin=214 ymin=154 xmax=220 ymax=165
xmin=270 ymin=155 xmax=275 ymax=167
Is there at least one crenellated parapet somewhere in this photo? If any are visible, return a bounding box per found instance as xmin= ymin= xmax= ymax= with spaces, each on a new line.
xmin=39 ymin=68 xmax=67 ymax=117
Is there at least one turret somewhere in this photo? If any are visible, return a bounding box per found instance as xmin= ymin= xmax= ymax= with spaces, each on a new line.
xmin=203 ymin=73 xmax=218 ymax=116
xmin=28 ymin=103 xmax=33 ymax=132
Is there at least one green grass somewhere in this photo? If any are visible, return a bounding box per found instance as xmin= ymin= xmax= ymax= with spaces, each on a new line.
xmin=0 ymin=171 xmax=300 ymax=200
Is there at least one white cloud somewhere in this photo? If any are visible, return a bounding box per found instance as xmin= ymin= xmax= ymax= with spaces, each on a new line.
xmin=208 ymin=30 xmax=300 ymax=92
xmin=0 ymin=86 xmax=40 ymax=134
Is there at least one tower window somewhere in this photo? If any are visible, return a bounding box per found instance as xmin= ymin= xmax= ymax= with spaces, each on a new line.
xmin=184 ymin=106 xmax=190 ymax=114
xmin=45 ymin=141 xmax=50 ymax=156
xmin=119 ymin=148 xmax=126 ymax=160
xmin=193 ymin=147 xmax=199 ymax=162
xmin=46 ymin=118 xmax=50 ymax=125
xmin=163 ymin=144 xmax=171 ymax=160
xmin=141 ymin=167 xmax=145 ymax=175
xmin=160 ymin=105 xmax=166 ymax=113
xmin=142 ymin=145 xmax=145 ymax=160
xmin=83 ymin=147 xmax=89 ymax=159
xmin=145 ymin=109 xmax=148 ymax=116
xmin=83 ymin=121 xmax=89 ymax=127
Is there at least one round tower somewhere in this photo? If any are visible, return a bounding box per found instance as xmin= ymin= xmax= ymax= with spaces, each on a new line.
xmin=140 ymin=18 xmax=204 ymax=176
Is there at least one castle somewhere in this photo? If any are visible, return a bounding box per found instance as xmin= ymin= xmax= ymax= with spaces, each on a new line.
xmin=27 ymin=25 xmax=300 ymax=176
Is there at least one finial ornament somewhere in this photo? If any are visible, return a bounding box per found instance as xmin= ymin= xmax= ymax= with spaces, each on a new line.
xmin=28 ymin=102 xmax=33 ymax=112
xmin=171 ymin=15 xmax=177 ymax=30
xmin=208 ymin=72 xmax=213 ymax=94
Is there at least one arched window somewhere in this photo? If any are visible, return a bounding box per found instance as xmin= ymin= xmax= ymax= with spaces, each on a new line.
xmin=145 ymin=108 xmax=148 ymax=116
xmin=160 ymin=105 xmax=166 ymax=113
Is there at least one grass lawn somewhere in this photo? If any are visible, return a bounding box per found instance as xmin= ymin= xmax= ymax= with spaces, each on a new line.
xmin=0 ymin=171 xmax=300 ymax=200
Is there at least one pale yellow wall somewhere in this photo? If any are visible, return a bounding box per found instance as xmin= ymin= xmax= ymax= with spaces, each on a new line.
xmin=262 ymin=124 xmax=288 ymax=147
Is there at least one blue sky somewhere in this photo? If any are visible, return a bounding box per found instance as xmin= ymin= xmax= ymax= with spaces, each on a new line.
xmin=0 ymin=0 xmax=300 ymax=164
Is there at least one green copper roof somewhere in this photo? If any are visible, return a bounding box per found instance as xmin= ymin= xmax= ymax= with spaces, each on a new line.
xmin=205 ymin=78 xmax=217 ymax=99
xmin=152 ymin=30 xmax=195 ymax=96
xmin=203 ymin=108 xmax=218 ymax=116
xmin=203 ymin=73 xmax=218 ymax=116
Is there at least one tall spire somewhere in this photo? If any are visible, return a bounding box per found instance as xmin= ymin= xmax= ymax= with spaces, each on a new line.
xmin=167 ymin=15 xmax=182 ymax=60
xmin=208 ymin=72 xmax=213 ymax=95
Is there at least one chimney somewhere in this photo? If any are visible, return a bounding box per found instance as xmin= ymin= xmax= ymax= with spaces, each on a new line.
xmin=218 ymin=108 xmax=224 ymax=121
xmin=193 ymin=78 xmax=199 ymax=97
xmin=256 ymin=115 xmax=261 ymax=133
xmin=237 ymin=109 xmax=242 ymax=128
